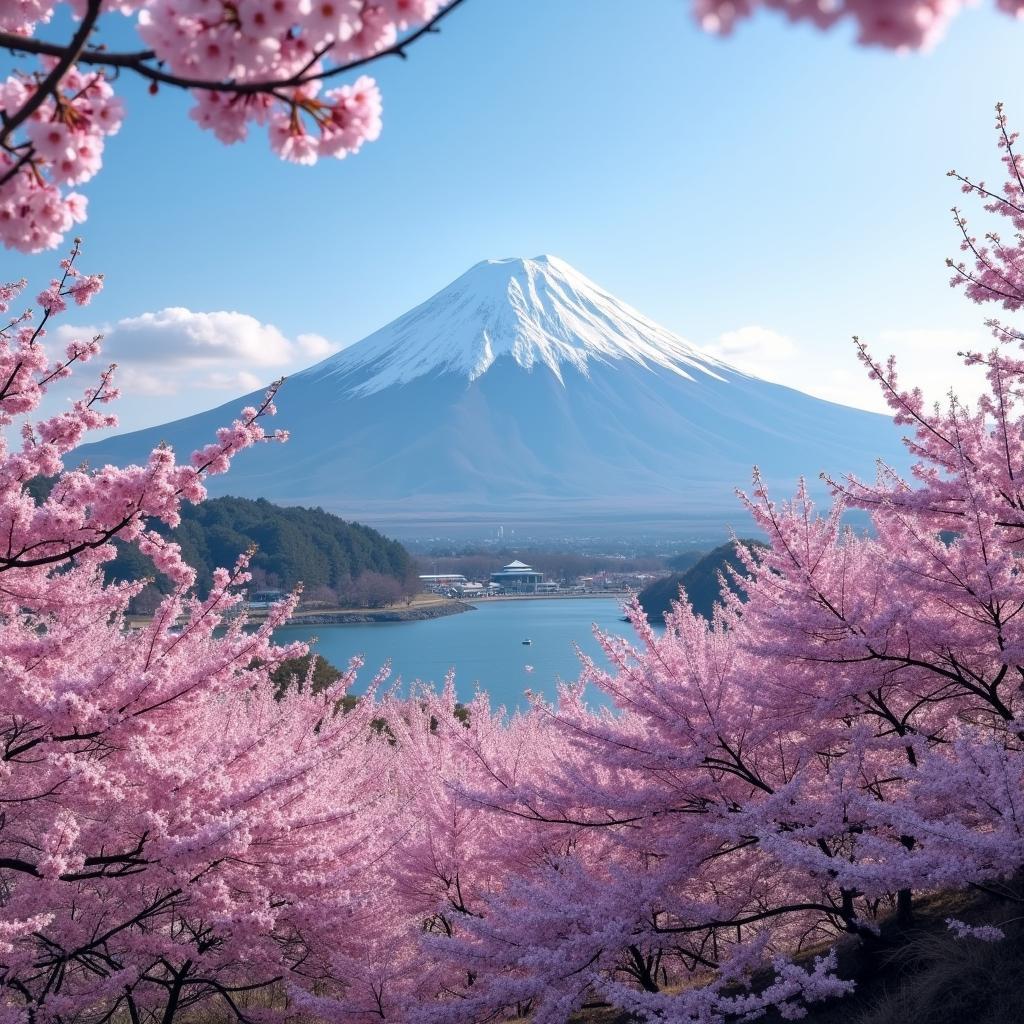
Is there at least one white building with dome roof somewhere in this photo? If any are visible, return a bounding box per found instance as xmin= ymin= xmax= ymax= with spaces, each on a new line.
xmin=490 ymin=560 xmax=544 ymax=594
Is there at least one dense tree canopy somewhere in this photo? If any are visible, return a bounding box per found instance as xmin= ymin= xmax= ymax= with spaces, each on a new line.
xmin=6 ymin=100 xmax=1024 ymax=1024
xmin=103 ymin=494 xmax=418 ymax=605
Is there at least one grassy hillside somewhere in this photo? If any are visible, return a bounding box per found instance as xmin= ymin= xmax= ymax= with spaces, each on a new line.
xmin=573 ymin=882 xmax=1024 ymax=1024
xmin=638 ymin=539 xmax=766 ymax=621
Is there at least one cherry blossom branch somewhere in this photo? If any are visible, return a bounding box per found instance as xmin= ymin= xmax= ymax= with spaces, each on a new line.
xmin=0 ymin=0 xmax=468 ymax=99
xmin=0 ymin=0 xmax=102 ymax=146
xmin=0 ymin=2 xmax=468 ymax=251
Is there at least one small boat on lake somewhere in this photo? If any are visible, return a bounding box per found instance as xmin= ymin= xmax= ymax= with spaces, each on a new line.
xmin=522 ymin=638 xmax=533 ymax=645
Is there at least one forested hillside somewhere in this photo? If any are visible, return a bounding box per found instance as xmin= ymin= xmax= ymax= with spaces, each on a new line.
xmin=638 ymin=539 xmax=766 ymax=621
xmin=104 ymin=496 xmax=419 ymax=609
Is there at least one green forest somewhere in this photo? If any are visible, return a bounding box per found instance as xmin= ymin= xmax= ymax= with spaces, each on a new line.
xmin=103 ymin=496 xmax=419 ymax=610
xmin=638 ymin=539 xmax=766 ymax=621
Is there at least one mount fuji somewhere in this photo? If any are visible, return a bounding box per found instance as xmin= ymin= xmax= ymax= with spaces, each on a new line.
xmin=82 ymin=255 xmax=906 ymax=538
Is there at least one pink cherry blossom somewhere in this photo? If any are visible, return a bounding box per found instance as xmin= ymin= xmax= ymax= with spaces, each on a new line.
xmin=0 ymin=1 xmax=459 ymax=251
xmin=0 ymin=242 xmax=415 ymax=1023
xmin=694 ymin=0 xmax=995 ymax=50
xmin=374 ymin=113 xmax=1024 ymax=1023
xmin=5 ymin=1 xmax=1024 ymax=253
xmin=948 ymin=103 xmax=1024 ymax=316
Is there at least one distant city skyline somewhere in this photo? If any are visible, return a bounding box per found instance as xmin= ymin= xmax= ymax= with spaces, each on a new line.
xmin=3 ymin=0 xmax=1023 ymax=432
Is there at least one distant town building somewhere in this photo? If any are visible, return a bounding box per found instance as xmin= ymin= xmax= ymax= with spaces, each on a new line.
xmin=419 ymin=573 xmax=468 ymax=592
xmin=247 ymin=589 xmax=286 ymax=609
xmin=490 ymin=560 xmax=544 ymax=594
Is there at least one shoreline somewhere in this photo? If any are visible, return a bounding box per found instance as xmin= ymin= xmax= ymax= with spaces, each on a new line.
xmin=467 ymin=591 xmax=631 ymax=602
xmin=125 ymin=595 xmax=473 ymax=630
xmin=286 ymin=592 xmax=630 ymax=625
xmin=278 ymin=592 xmax=631 ymax=626
xmin=127 ymin=593 xmax=629 ymax=630
xmin=281 ymin=599 xmax=472 ymax=626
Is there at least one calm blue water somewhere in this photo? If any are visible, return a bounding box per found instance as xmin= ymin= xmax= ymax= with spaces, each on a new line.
xmin=273 ymin=598 xmax=636 ymax=708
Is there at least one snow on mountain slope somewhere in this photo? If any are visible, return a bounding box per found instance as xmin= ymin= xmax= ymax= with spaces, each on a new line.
xmin=80 ymin=255 xmax=909 ymax=539
xmin=306 ymin=255 xmax=728 ymax=394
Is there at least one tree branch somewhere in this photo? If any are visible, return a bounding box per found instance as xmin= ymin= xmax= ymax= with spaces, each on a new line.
xmin=0 ymin=0 xmax=468 ymax=99
xmin=1 ymin=0 xmax=102 ymax=146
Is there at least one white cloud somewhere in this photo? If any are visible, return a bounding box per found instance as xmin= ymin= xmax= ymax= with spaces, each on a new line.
xmin=700 ymin=323 xmax=990 ymax=415
xmin=702 ymin=325 xmax=798 ymax=375
xmin=52 ymin=308 xmax=342 ymax=396
xmin=296 ymin=332 xmax=334 ymax=358
xmin=101 ymin=308 xmax=294 ymax=366
xmin=115 ymin=367 xmax=179 ymax=396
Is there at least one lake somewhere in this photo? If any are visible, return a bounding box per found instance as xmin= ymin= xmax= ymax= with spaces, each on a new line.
xmin=273 ymin=597 xmax=639 ymax=708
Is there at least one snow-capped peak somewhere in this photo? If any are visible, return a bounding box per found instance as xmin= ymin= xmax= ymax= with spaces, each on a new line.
xmin=303 ymin=255 xmax=727 ymax=395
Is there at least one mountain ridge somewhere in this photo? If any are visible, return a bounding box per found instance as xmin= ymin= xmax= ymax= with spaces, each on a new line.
xmin=80 ymin=255 xmax=908 ymax=539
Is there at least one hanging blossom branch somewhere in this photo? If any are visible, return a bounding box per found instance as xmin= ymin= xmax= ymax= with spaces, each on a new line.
xmin=947 ymin=102 xmax=1024 ymax=314
xmin=0 ymin=0 xmax=466 ymax=253
xmin=0 ymin=238 xmax=290 ymax=583
xmin=819 ymin=105 xmax=1024 ymax=538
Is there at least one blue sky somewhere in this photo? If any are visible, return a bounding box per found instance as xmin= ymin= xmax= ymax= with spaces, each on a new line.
xmin=3 ymin=0 xmax=1024 ymax=429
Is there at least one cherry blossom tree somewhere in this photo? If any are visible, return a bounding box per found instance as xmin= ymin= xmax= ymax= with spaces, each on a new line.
xmin=388 ymin=108 xmax=1024 ymax=1024
xmin=0 ymin=242 xmax=406 ymax=1024
xmin=0 ymin=0 xmax=463 ymax=252
xmin=6 ymin=92 xmax=1024 ymax=1024
xmin=346 ymin=681 xmax=544 ymax=1018
xmin=401 ymin=604 xmax=863 ymax=1024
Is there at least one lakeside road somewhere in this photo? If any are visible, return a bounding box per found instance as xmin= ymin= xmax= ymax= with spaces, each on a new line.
xmin=126 ymin=591 xmax=635 ymax=629
xmin=470 ymin=591 xmax=632 ymax=602
xmin=289 ymin=599 xmax=470 ymax=625
xmin=125 ymin=593 xmax=471 ymax=629
xmin=279 ymin=591 xmax=634 ymax=623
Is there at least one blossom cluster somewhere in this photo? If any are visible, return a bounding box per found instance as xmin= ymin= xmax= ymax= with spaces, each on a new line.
xmin=0 ymin=0 xmax=70 ymax=36
xmin=135 ymin=0 xmax=401 ymax=159
xmin=948 ymin=103 xmax=1024 ymax=313
xmin=0 ymin=66 xmax=123 ymax=252
xmin=0 ymin=1 xmax=442 ymax=252
xmin=693 ymin=0 xmax=1024 ymax=49
xmin=947 ymin=918 xmax=1007 ymax=942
